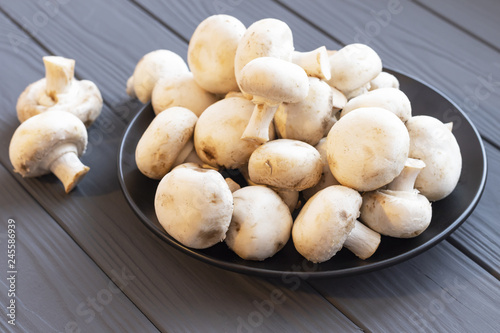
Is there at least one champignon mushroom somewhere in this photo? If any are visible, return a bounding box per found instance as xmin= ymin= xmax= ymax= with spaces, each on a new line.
xmin=9 ymin=110 xmax=89 ymax=193
xmin=360 ymin=158 xmax=432 ymax=238
xmin=274 ymin=77 xmax=344 ymax=146
xmin=405 ymin=115 xmax=462 ymax=201
xmin=151 ymin=72 xmax=218 ymax=117
xmin=326 ymin=43 xmax=382 ymax=94
xmin=225 ymin=186 xmax=293 ymax=260
xmin=194 ymin=96 xmax=274 ymax=169
xmin=17 ymin=56 xmax=103 ymax=127
xmin=155 ymin=163 xmax=233 ymax=249
xmin=127 ymin=50 xmax=189 ymax=104
xmin=302 ymin=137 xmax=340 ymax=202
xmin=340 ymin=87 xmax=412 ymax=123
xmin=292 ymin=185 xmax=380 ymax=263
xmin=135 ymin=107 xmax=198 ymax=179
xmin=234 ymin=18 xmax=329 ymax=94
xmin=369 ymin=71 xmax=399 ymax=90
xmin=187 ymin=14 xmax=246 ymax=95
xmin=291 ymin=46 xmax=331 ymax=80
xmin=238 ymin=57 xmax=309 ymax=143
xmin=326 ymin=107 xmax=410 ymax=192
xmin=248 ymin=139 xmax=322 ymax=191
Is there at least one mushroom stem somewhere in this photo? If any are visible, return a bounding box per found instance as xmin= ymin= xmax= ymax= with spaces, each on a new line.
xmin=49 ymin=151 xmax=90 ymax=193
xmin=344 ymin=220 xmax=381 ymax=260
xmin=172 ymin=139 xmax=195 ymax=168
xmin=387 ymin=158 xmax=426 ymax=192
xmin=241 ymin=102 xmax=279 ymax=143
xmin=43 ymin=56 xmax=75 ymax=99
xmin=444 ymin=122 xmax=453 ymax=131
xmin=292 ymin=46 xmax=331 ymax=81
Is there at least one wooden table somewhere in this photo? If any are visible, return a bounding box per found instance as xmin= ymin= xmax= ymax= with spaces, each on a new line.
xmin=1 ymin=1 xmax=499 ymax=332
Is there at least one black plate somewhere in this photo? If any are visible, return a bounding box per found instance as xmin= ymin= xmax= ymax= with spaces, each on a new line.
xmin=118 ymin=69 xmax=487 ymax=278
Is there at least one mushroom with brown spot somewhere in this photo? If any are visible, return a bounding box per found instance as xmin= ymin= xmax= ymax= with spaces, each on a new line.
xmin=248 ymin=139 xmax=322 ymax=191
xmin=135 ymin=107 xmax=199 ymax=179
xmin=225 ymin=186 xmax=293 ymax=260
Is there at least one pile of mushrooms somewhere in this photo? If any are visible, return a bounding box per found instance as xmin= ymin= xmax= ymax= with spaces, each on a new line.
xmin=9 ymin=56 xmax=103 ymax=193
xmin=129 ymin=15 xmax=462 ymax=263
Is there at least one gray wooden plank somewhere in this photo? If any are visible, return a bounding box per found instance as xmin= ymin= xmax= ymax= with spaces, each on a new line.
xmin=415 ymin=0 xmax=500 ymax=51
xmin=277 ymin=0 xmax=500 ymax=148
xmin=448 ymin=141 xmax=500 ymax=279
xmin=0 ymin=166 xmax=158 ymax=332
xmin=0 ymin=2 xmax=360 ymax=332
xmin=310 ymin=242 xmax=500 ymax=333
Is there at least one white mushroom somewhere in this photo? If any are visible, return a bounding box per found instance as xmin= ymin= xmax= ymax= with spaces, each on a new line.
xmin=291 ymin=46 xmax=331 ymax=80
xmin=326 ymin=43 xmax=382 ymax=94
xmin=151 ymin=72 xmax=218 ymax=117
xmin=292 ymin=185 xmax=380 ymax=263
xmin=248 ymin=139 xmax=322 ymax=191
xmin=326 ymin=107 xmax=410 ymax=192
xmin=302 ymin=137 xmax=340 ymax=202
xmin=225 ymin=186 xmax=293 ymax=260
xmin=361 ymin=158 xmax=432 ymax=238
xmin=406 ymin=115 xmax=462 ymax=201
xmin=340 ymin=87 xmax=412 ymax=123
xmin=155 ymin=163 xmax=233 ymax=249
xmin=135 ymin=107 xmax=198 ymax=179
xmin=127 ymin=50 xmax=189 ymax=103
xmin=194 ymin=96 xmax=273 ymax=169
xmin=187 ymin=14 xmax=246 ymax=95
xmin=274 ymin=77 xmax=344 ymax=146
xmin=369 ymin=71 xmax=400 ymax=90
xmin=239 ymin=57 xmax=309 ymax=143
xmin=9 ymin=110 xmax=89 ymax=193
xmin=17 ymin=56 xmax=103 ymax=127
xmin=234 ymin=18 xmax=329 ymax=93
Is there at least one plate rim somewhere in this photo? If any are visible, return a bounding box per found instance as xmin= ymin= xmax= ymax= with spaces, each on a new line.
xmin=117 ymin=67 xmax=488 ymax=279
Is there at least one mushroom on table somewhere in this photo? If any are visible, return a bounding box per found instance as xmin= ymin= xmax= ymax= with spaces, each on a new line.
xmin=17 ymin=56 xmax=103 ymax=127
xmin=9 ymin=111 xmax=90 ymax=193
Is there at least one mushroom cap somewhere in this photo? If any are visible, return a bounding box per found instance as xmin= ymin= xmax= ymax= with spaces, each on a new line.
xmin=327 ymin=43 xmax=382 ymax=93
xmin=188 ymin=14 xmax=246 ymax=94
xmin=327 ymin=107 xmax=410 ymax=192
xmin=194 ymin=97 xmax=272 ymax=169
xmin=369 ymin=71 xmax=400 ymax=90
xmin=274 ymin=77 xmax=337 ymax=146
xmin=225 ymin=186 xmax=293 ymax=260
xmin=406 ymin=115 xmax=462 ymax=201
xmin=239 ymin=57 xmax=309 ymax=104
xmin=361 ymin=189 xmax=432 ymax=238
xmin=302 ymin=138 xmax=340 ymax=202
xmin=248 ymin=139 xmax=322 ymax=191
xmin=234 ymin=18 xmax=294 ymax=90
xmin=151 ymin=72 xmax=218 ymax=117
xmin=154 ymin=164 xmax=233 ymax=249
xmin=292 ymin=185 xmax=362 ymax=263
xmin=135 ymin=107 xmax=198 ymax=179
xmin=340 ymin=87 xmax=412 ymax=122
xmin=9 ymin=110 xmax=87 ymax=177
xmin=132 ymin=50 xmax=189 ymax=104
xmin=16 ymin=78 xmax=103 ymax=127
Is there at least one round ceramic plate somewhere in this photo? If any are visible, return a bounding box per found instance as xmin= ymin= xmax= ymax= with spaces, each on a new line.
xmin=118 ymin=69 xmax=487 ymax=278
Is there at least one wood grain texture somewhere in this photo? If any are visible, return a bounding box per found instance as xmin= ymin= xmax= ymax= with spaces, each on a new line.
xmin=415 ymin=0 xmax=500 ymax=51
xmin=0 ymin=164 xmax=158 ymax=333
xmin=448 ymin=141 xmax=500 ymax=279
xmin=310 ymin=242 xmax=500 ymax=333
xmin=277 ymin=0 xmax=500 ymax=147
xmin=0 ymin=2 xmax=360 ymax=332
